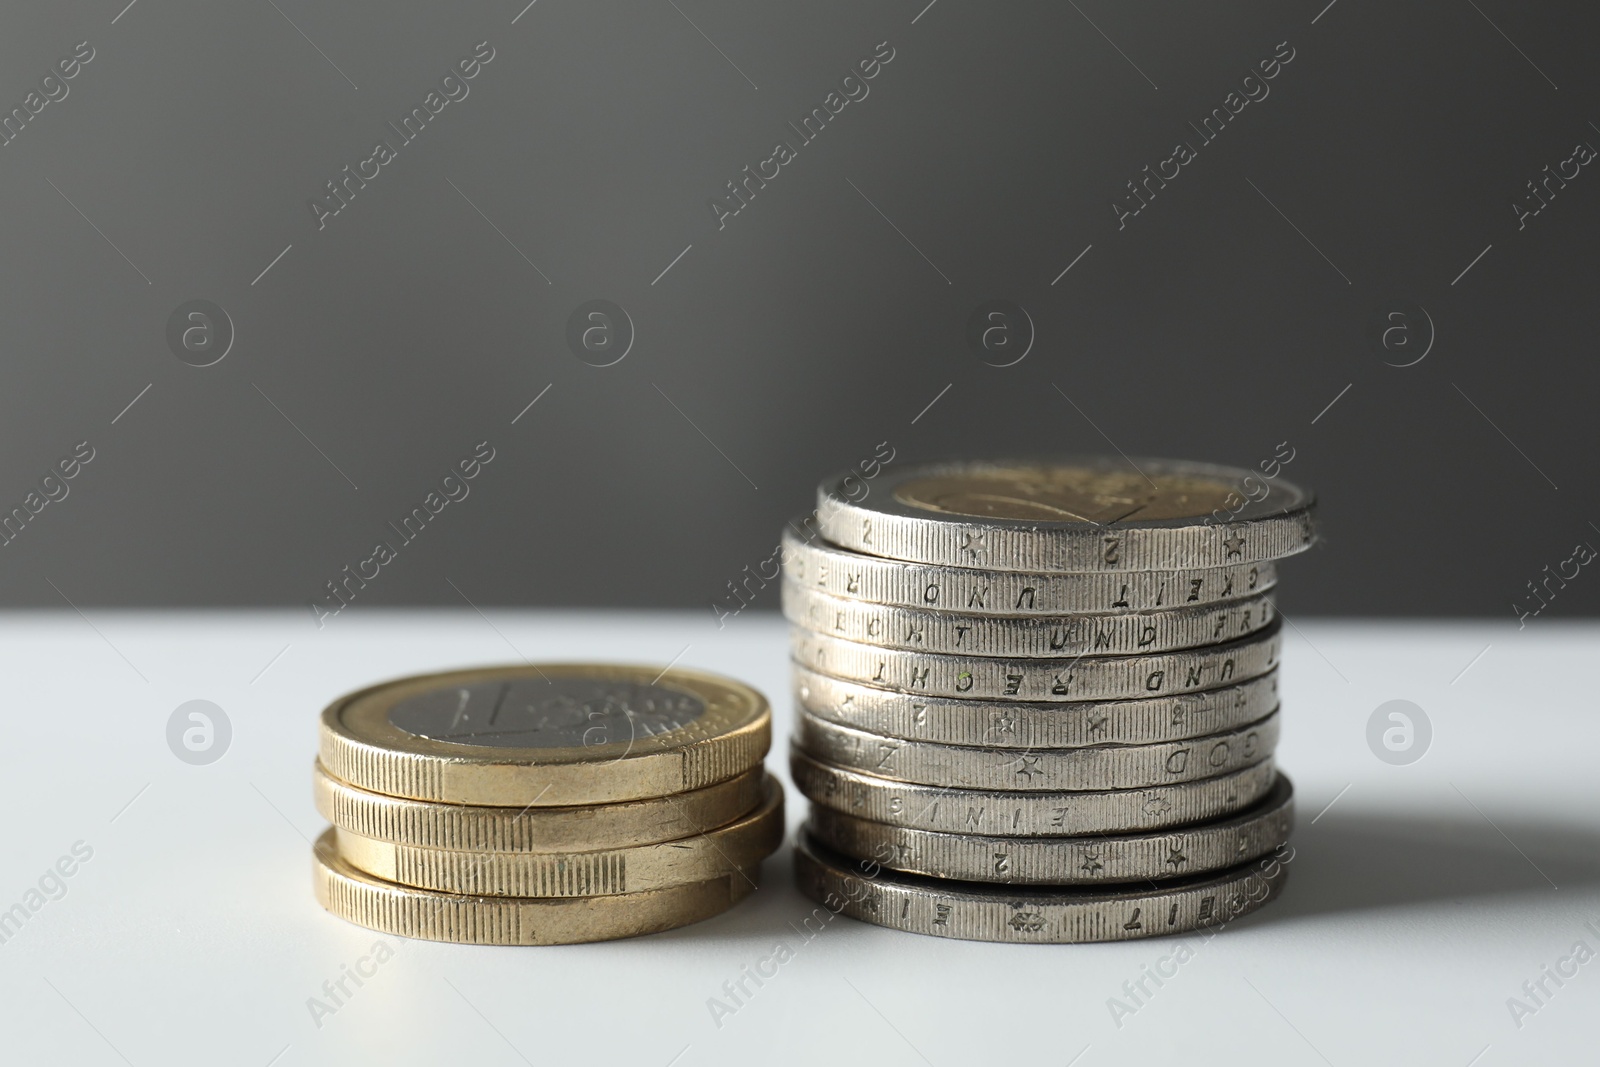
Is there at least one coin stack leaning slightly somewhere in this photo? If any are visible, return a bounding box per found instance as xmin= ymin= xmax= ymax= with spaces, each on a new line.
xmin=312 ymin=663 xmax=782 ymax=944
xmin=784 ymin=457 xmax=1314 ymax=943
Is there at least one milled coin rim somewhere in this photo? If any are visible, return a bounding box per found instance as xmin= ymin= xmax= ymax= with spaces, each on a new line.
xmin=332 ymin=775 xmax=784 ymax=896
xmin=792 ymin=664 xmax=1281 ymax=748
xmin=781 ymin=581 xmax=1277 ymax=658
xmin=792 ymin=830 xmax=1289 ymax=943
xmin=313 ymin=828 xmax=758 ymax=945
xmin=791 ymin=622 xmax=1281 ymax=701
xmin=318 ymin=662 xmax=770 ymax=806
xmin=790 ymin=749 xmax=1277 ymax=836
xmin=805 ymin=774 xmax=1293 ymax=884
xmin=816 ymin=457 xmax=1315 ymax=572
xmin=314 ymin=761 xmax=769 ymax=853
xmin=781 ymin=524 xmax=1279 ymax=614
xmin=793 ymin=708 xmax=1280 ymax=791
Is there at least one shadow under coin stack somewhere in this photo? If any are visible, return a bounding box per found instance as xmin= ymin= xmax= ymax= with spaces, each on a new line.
xmin=785 ymin=458 xmax=1315 ymax=943
xmin=312 ymin=663 xmax=782 ymax=945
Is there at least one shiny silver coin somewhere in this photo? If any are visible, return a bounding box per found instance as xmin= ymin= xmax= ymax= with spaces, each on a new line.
xmin=781 ymin=526 xmax=1277 ymax=614
xmin=805 ymin=774 xmax=1293 ymax=884
xmin=793 ymin=665 xmax=1280 ymax=748
xmin=815 ymin=457 xmax=1315 ymax=573
xmin=790 ymin=750 xmax=1276 ymax=836
xmin=782 ymin=582 xmax=1275 ymax=658
xmin=793 ymin=831 xmax=1292 ymax=943
xmin=793 ymin=708 xmax=1278 ymax=791
xmin=791 ymin=623 xmax=1280 ymax=702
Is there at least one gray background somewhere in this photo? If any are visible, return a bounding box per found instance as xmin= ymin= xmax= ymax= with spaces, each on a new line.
xmin=1 ymin=0 xmax=1595 ymax=619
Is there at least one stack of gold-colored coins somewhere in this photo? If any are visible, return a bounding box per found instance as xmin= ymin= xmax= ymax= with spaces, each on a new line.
xmin=783 ymin=457 xmax=1313 ymax=943
xmin=311 ymin=663 xmax=782 ymax=944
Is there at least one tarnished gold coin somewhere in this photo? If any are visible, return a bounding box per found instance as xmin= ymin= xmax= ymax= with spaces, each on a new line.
xmin=333 ymin=776 xmax=783 ymax=896
xmin=313 ymin=829 xmax=758 ymax=944
xmin=313 ymin=762 xmax=768 ymax=852
xmin=318 ymin=663 xmax=770 ymax=806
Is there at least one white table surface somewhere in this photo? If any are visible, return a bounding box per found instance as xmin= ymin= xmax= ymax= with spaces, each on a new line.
xmin=1 ymin=610 xmax=1594 ymax=1066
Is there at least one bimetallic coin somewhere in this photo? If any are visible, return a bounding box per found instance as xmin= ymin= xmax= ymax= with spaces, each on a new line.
xmin=792 ymin=624 xmax=1280 ymax=702
xmin=806 ymin=775 xmax=1294 ymax=884
xmin=782 ymin=582 xmax=1276 ymax=657
xmin=314 ymin=762 xmax=768 ymax=853
xmin=794 ymin=709 xmax=1279 ymax=791
xmin=790 ymin=750 xmax=1276 ymax=836
xmin=793 ymin=832 xmax=1291 ymax=943
xmin=816 ymin=457 xmax=1314 ymax=573
xmin=318 ymin=663 xmax=770 ymax=806
xmin=333 ymin=776 xmax=783 ymax=896
xmin=313 ymin=829 xmax=757 ymax=945
xmin=793 ymin=666 xmax=1280 ymax=748
xmin=781 ymin=527 xmax=1277 ymax=614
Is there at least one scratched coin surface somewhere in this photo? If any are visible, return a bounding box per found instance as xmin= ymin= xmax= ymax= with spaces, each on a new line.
xmin=333 ymin=775 xmax=783 ymax=896
xmin=781 ymin=527 xmax=1277 ymax=614
xmin=793 ymin=665 xmax=1280 ymax=748
xmin=806 ymin=774 xmax=1293 ymax=884
xmin=793 ymin=831 xmax=1290 ymax=943
xmin=816 ymin=458 xmax=1315 ymax=573
xmin=790 ymin=750 xmax=1276 ymax=836
xmin=313 ymin=829 xmax=757 ymax=944
xmin=792 ymin=624 xmax=1280 ymax=702
xmin=314 ymin=762 xmax=768 ymax=853
xmin=794 ymin=708 xmax=1279 ymax=791
xmin=318 ymin=663 xmax=769 ymax=806
xmin=783 ymin=582 xmax=1276 ymax=657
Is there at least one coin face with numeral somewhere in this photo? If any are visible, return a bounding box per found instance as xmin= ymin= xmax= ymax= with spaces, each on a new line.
xmin=319 ymin=664 xmax=769 ymax=807
xmin=816 ymin=458 xmax=1315 ymax=573
xmin=895 ymin=465 xmax=1233 ymax=523
xmin=388 ymin=679 xmax=707 ymax=751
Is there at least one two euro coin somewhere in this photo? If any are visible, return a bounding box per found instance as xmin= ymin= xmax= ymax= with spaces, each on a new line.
xmin=785 ymin=456 xmax=1315 ymax=942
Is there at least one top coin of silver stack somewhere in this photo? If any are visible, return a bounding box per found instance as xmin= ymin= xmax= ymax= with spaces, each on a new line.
xmin=783 ymin=456 xmax=1314 ymax=943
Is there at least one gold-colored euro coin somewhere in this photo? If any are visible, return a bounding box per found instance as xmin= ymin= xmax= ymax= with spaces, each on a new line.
xmin=312 ymin=829 xmax=758 ymax=944
xmin=318 ymin=663 xmax=770 ymax=806
xmin=332 ymin=776 xmax=783 ymax=896
xmin=313 ymin=762 xmax=768 ymax=852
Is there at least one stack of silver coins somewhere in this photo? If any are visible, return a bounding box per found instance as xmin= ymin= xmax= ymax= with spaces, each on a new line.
xmin=783 ymin=457 xmax=1315 ymax=943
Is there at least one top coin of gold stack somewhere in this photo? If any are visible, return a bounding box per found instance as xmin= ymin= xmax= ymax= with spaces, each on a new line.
xmin=311 ymin=663 xmax=782 ymax=945
xmin=784 ymin=456 xmax=1314 ymax=943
